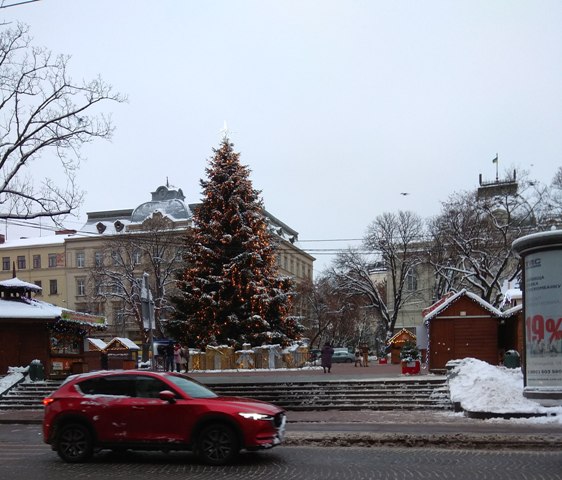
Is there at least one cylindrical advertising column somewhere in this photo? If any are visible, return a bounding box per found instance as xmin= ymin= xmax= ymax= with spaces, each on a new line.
xmin=512 ymin=230 xmax=562 ymax=406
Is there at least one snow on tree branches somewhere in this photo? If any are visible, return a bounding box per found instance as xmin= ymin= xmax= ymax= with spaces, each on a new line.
xmin=169 ymin=139 xmax=302 ymax=348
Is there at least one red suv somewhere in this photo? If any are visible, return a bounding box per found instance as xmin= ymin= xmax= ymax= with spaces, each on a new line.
xmin=43 ymin=370 xmax=286 ymax=465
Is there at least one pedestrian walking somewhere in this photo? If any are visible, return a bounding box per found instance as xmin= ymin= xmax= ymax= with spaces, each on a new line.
xmin=354 ymin=349 xmax=362 ymax=367
xmin=165 ymin=341 xmax=175 ymax=372
xmin=173 ymin=343 xmax=183 ymax=372
xmin=361 ymin=343 xmax=369 ymax=367
xmin=321 ymin=342 xmax=334 ymax=373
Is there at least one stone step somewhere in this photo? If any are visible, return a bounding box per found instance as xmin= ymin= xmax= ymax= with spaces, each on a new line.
xmin=1 ymin=378 xmax=451 ymax=412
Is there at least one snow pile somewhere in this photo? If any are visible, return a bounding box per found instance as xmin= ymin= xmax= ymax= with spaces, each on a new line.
xmin=449 ymin=357 xmax=562 ymax=415
xmin=0 ymin=366 xmax=28 ymax=394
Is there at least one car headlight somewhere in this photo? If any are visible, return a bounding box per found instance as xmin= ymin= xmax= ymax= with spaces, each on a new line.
xmin=238 ymin=412 xmax=273 ymax=421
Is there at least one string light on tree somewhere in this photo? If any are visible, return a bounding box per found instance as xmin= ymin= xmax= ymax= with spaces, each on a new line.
xmin=168 ymin=137 xmax=303 ymax=348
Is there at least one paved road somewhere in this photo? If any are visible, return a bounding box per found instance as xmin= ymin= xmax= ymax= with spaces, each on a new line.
xmin=1 ymin=424 xmax=561 ymax=480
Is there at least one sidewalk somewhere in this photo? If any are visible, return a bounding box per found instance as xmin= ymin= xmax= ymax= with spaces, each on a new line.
xmin=2 ymin=364 xmax=562 ymax=449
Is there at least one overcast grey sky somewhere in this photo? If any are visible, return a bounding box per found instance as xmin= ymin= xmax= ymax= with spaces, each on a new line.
xmin=4 ymin=0 xmax=562 ymax=273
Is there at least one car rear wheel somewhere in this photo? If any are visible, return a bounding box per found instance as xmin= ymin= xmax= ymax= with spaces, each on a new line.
xmin=197 ymin=423 xmax=239 ymax=465
xmin=56 ymin=423 xmax=93 ymax=463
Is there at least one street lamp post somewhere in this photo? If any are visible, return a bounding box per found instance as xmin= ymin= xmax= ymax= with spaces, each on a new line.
xmin=141 ymin=272 xmax=155 ymax=370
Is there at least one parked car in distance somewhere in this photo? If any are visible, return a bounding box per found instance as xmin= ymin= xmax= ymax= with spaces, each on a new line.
xmin=43 ymin=370 xmax=286 ymax=465
xmin=331 ymin=351 xmax=355 ymax=363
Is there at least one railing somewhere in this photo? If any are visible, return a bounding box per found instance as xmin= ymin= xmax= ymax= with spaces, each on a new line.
xmin=152 ymin=348 xmax=312 ymax=372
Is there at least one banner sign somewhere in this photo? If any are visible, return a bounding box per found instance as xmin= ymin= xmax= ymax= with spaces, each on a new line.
xmin=524 ymin=249 xmax=562 ymax=388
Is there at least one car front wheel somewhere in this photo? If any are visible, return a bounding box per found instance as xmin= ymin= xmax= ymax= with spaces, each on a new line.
xmin=197 ymin=423 xmax=239 ymax=465
xmin=56 ymin=423 xmax=93 ymax=463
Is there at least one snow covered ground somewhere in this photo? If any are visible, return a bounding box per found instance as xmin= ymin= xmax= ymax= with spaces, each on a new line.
xmin=448 ymin=357 xmax=562 ymax=424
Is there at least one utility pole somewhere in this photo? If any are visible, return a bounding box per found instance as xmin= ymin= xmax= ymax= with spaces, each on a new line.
xmin=141 ymin=272 xmax=155 ymax=370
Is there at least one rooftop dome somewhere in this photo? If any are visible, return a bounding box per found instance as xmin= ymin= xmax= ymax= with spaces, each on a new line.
xmin=130 ymin=185 xmax=192 ymax=223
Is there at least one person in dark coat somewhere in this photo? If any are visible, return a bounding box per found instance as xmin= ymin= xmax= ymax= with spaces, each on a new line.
xmin=321 ymin=342 xmax=334 ymax=373
xmin=165 ymin=341 xmax=175 ymax=372
xmin=100 ymin=349 xmax=109 ymax=370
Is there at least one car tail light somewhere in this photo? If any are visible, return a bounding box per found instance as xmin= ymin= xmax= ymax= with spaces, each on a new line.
xmin=42 ymin=397 xmax=55 ymax=406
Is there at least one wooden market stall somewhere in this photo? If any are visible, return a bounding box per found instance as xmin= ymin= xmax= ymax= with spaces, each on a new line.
xmin=423 ymin=289 xmax=504 ymax=372
xmin=105 ymin=337 xmax=140 ymax=369
xmin=0 ymin=278 xmax=106 ymax=377
xmin=83 ymin=338 xmax=108 ymax=372
xmin=0 ymin=278 xmax=54 ymax=375
xmin=388 ymin=328 xmax=417 ymax=364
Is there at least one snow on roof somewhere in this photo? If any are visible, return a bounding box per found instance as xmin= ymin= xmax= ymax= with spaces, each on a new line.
xmin=106 ymin=337 xmax=140 ymax=350
xmin=0 ymin=277 xmax=42 ymax=291
xmin=423 ymin=289 xmax=502 ymax=323
xmin=0 ymin=298 xmax=61 ymax=319
xmin=501 ymin=304 xmax=523 ymax=317
xmin=87 ymin=338 xmax=108 ymax=351
xmin=0 ymin=235 xmax=67 ymax=248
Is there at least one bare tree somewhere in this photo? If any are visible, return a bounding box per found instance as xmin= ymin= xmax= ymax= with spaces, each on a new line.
xmin=296 ymin=276 xmax=373 ymax=349
xmin=330 ymin=211 xmax=425 ymax=343
xmin=428 ymin=174 xmax=549 ymax=305
xmin=549 ymin=166 xmax=562 ymax=215
xmin=0 ymin=23 xmax=124 ymax=223
xmin=90 ymin=213 xmax=184 ymax=342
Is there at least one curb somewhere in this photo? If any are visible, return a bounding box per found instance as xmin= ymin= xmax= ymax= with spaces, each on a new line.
xmin=284 ymin=431 xmax=562 ymax=450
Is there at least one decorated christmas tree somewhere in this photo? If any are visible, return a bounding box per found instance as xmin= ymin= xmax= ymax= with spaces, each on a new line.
xmin=169 ymin=138 xmax=302 ymax=348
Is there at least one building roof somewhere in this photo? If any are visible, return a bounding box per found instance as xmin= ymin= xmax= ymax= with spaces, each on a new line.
xmin=0 ymin=234 xmax=68 ymax=248
xmin=87 ymin=338 xmax=108 ymax=351
xmin=106 ymin=337 xmax=140 ymax=351
xmin=0 ymin=298 xmax=61 ymax=319
xmin=0 ymin=277 xmax=42 ymax=292
xmin=423 ymin=289 xmax=503 ymax=324
xmin=388 ymin=328 xmax=416 ymax=345
xmin=131 ymin=185 xmax=192 ymax=223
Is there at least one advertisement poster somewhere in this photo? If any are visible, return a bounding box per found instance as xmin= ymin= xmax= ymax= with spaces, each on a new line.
xmin=525 ymin=250 xmax=562 ymax=388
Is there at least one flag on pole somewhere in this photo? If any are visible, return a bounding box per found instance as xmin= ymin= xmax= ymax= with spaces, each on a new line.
xmin=492 ymin=154 xmax=498 ymax=164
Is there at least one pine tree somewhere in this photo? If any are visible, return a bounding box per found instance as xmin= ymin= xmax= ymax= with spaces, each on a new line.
xmin=169 ymin=138 xmax=302 ymax=348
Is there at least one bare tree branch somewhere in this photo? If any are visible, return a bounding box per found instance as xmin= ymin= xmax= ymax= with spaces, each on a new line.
xmin=0 ymin=22 xmax=125 ymax=222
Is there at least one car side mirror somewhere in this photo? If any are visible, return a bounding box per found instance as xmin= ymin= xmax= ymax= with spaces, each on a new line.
xmin=159 ymin=390 xmax=177 ymax=403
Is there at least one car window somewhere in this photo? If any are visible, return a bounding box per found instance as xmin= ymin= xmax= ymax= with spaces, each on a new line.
xmin=77 ymin=376 xmax=135 ymax=397
xmin=167 ymin=374 xmax=217 ymax=399
xmin=134 ymin=376 xmax=170 ymax=398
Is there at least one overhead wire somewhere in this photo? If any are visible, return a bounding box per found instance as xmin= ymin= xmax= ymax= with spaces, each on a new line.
xmin=2 ymin=217 xmax=368 ymax=258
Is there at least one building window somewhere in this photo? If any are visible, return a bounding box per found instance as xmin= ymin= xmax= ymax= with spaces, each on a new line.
xmin=111 ymin=250 xmax=121 ymax=266
xmin=76 ymin=252 xmax=85 ymax=268
xmin=34 ymin=280 xmax=42 ymax=295
xmin=406 ymin=268 xmax=418 ymax=292
xmin=17 ymin=255 xmax=26 ymax=269
xmin=94 ymin=251 xmax=103 ymax=267
xmin=48 ymin=254 xmax=57 ymax=268
xmin=2 ymin=257 xmax=9 ymax=271
xmin=49 ymin=279 xmax=58 ymax=295
xmin=76 ymin=278 xmax=86 ymax=296
xmin=33 ymin=255 xmax=41 ymax=269
xmin=133 ymin=249 xmax=142 ymax=265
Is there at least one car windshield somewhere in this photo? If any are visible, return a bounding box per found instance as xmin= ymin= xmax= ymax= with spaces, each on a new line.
xmin=167 ymin=374 xmax=218 ymax=399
